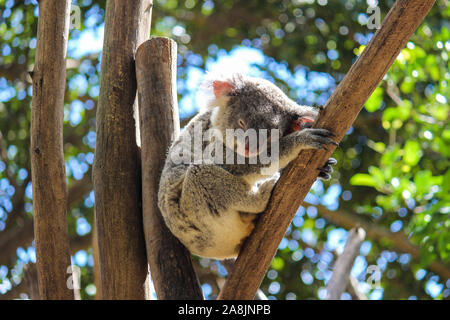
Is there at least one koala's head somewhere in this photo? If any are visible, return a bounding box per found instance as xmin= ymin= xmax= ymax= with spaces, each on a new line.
xmin=200 ymin=73 xmax=319 ymax=158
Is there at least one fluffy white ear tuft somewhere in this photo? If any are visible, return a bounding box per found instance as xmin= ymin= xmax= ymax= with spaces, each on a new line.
xmin=198 ymin=72 xmax=243 ymax=111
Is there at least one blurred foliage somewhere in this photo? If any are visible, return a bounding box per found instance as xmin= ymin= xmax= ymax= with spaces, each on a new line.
xmin=0 ymin=0 xmax=449 ymax=300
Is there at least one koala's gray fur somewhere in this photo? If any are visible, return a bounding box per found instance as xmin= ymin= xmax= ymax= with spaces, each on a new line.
xmin=158 ymin=74 xmax=337 ymax=259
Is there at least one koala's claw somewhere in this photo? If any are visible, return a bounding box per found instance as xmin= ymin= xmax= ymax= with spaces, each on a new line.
xmin=310 ymin=128 xmax=335 ymax=137
xmin=318 ymin=172 xmax=331 ymax=180
xmin=299 ymin=128 xmax=338 ymax=150
xmin=317 ymin=158 xmax=337 ymax=181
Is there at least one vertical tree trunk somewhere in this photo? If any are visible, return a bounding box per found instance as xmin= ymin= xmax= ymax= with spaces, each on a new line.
xmin=30 ymin=0 xmax=73 ymax=300
xmin=136 ymin=38 xmax=204 ymax=300
xmin=218 ymin=0 xmax=436 ymax=300
xmin=93 ymin=0 xmax=152 ymax=299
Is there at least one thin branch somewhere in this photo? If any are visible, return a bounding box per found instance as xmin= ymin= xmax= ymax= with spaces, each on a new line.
xmin=316 ymin=205 xmax=450 ymax=280
xmin=23 ymin=263 xmax=40 ymax=300
xmin=346 ymin=276 xmax=367 ymax=300
xmin=218 ymin=0 xmax=436 ymax=300
xmin=326 ymin=228 xmax=366 ymax=300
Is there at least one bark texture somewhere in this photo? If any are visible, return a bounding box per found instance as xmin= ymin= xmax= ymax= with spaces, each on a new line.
xmin=23 ymin=263 xmax=40 ymax=300
xmin=326 ymin=228 xmax=366 ymax=300
xmin=218 ymin=0 xmax=436 ymax=300
xmin=93 ymin=0 xmax=153 ymax=299
xmin=30 ymin=0 xmax=73 ymax=300
xmin=92 ymin=220 xmax=102 ymax=299
xmin=136 ymin=37 xmax=203 ymax=300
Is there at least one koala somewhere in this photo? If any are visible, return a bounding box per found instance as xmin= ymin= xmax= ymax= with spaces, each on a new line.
xmin=158 ymin=73 xmax=337 ymax=260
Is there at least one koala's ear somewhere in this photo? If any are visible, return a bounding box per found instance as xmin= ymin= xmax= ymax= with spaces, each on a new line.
xmin=212 ymin=80 xmax=235 ymax=98
xmin=199 ymin=73 xmax=243 ymax=111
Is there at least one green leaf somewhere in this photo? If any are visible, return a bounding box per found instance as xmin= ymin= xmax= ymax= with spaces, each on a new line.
xmin=350 ymin=174 xmax=376 ymax=187
xmin=303 ymin=219 xmax=315 ymax=230
xmin=368 ymin=166 xmax=385 ymax=184
xmin=403 ymin=141 xmax=422 ymax=166
xmin=397 ymin=100 xmax=412 ymax=120
xmin=271 ymin=257 xmax=285 ymax=271
xmin=373 ymin=142 xmax=386 ymax=153
xmin=382 ymin=107 xmax=399 ymax=122
xmin=365 ymin=87 xmax=384 ymax=112
xmin=442 ymin=169 xmax=450 ymax=194
xmin=400 ymin=77 xmax=415 ymax=94
xmin=414 ymin=170 xmax=433 ymax=196
xmin=381 ymin=146 xmax=401 ymax=166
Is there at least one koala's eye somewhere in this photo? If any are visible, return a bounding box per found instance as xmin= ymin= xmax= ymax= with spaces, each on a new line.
xmin=238 ymin=119 xmax=246 ymax=130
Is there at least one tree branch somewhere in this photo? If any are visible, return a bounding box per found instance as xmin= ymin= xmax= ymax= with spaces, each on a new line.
xmin=23 ymin=263 xmax=40 ymax=300
xmin=92 ymin=0 xmax=152 ymax=299
xmin=326 ymin=228 xmax=366 ymax=300
xmin=346 ymin=276 xmax=367 ymax=300
xmin=316 ymin=205 xmax=450 ymax=280
xmin=218 ymin=0 xmax=436 ymax=300
xmin=30 ymin=0 xmax=73 ymax=300
xmin=136 ymin=37 xmax=203 ymax=300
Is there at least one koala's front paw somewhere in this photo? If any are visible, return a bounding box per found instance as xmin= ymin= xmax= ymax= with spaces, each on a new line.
xmin=317 ymin=157 xmax=337 ymax=180
xmin=295 ymin=128 xmax=338 ymax=151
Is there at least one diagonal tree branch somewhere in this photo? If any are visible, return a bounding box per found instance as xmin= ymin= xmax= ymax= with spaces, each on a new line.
xmin=218 ymin=0 xmax=436 ymax=300
xmin=316 ymin=206 xmax=450 ymax=280
xmin=326 ymin=227 xmax=366 ymax=300
xmin=346 ymin=276 xmax=367 ymax=300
